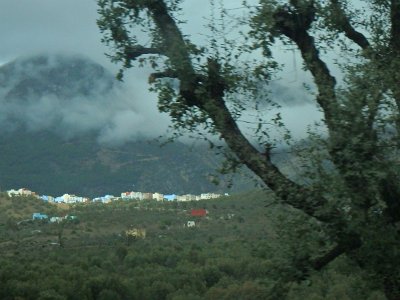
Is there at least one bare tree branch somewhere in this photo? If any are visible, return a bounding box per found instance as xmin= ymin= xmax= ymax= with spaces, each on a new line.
xmin=330 ymin=0 xmax=370 ymax=50
xmin=146 ymin=0 xmax=199 ymax=104
xmin=125 ymin=45 xmax=163 ymax=60
xmin=273 ymin=2 xmax=338 ymax=132
xmin=148 ymin=70 xmax=178 ymax=83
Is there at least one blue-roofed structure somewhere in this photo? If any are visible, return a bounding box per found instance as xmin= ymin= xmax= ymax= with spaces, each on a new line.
xmin=32 ymin=213 xmax=48 ymax=220
xmin=93 ymin=195 xmax=115 ymax=203
xmin=40 ymin=196 xmax=49 ymax=202
xmin=40 ymin=195 xmax=54 ymax=202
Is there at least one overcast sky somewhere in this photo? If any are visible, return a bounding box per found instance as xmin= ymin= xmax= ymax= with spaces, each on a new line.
xmin=0 ymin=0 xmax=256 ymax=67
xmin=0 ymin=0 xmax=112 ymax=66
xmin=0 ymin=0 xmax=323 ymax=145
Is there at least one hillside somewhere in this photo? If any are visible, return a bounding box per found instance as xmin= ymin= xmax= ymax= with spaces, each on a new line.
xmin=0 ymin=192 xmax=385 ymax=299
xmin=0 ymin=130 xmax=256 ymax=197
xmin=0 ymin=192 xmax=66 ymax=221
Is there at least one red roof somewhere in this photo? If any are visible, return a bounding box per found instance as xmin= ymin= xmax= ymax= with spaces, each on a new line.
xmin=191 ymin=209 xmax=207 ymax=217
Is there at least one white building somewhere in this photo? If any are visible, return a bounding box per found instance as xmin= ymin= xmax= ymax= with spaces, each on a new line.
xmin=7 ymin=189 xmax=19 ymax=197
xmin=121 ymin=191 xmax=143 ymax=200
xmin=177 ymin=194 xmax=197 ymax=202
xmin=92 ymin=195 xmax=116 ymax=203
xmin=200 ymin=193 xmax=222 ymax=200
xmin=187 ymin=221 xmax=196 ymax=227
xmin=7 ymin=188 xmax=38 ymax=198
xmin=152 ymin=193 xmax=164 ymax=201
xmin=54 ymin=194 xmax=87 ymax=204
xmin=50 ymin=217 xmax=63 ymax=223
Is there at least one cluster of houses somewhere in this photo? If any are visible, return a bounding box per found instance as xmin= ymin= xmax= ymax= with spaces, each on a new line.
xmin=32 ymin=212 xmax=77 ymax=223
xmin=7 ymin=188 xmax=89 ymax=204
xmin=6 ymin=187 xmax=227 ymax=205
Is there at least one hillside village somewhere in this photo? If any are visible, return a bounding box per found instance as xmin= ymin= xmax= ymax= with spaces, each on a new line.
xmin=5 ymin=187 xmax=223 ymax=225
xmin=6 ymin=187 xmax=227 ymax=204
xmin=0 ymin=187 xmax=383 ymax=298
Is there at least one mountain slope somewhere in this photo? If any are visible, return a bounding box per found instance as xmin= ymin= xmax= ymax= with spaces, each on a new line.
xmin=0 ymin=54 xmax=257 ymax=197
xmin=0 ymin=130 xmax=256 ymax=197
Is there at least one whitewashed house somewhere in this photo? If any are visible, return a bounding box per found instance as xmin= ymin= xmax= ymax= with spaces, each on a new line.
xmin=54 ymin=194 xmax=87 ymax=204
xmin=7 ymin=188 xmax=38 ymax=198
xmin=121 ymin=191 xmax=143 ymax=200
xmin=93 ymin=195 xmax=115 ymax=203
xmin=50 ymin=217 xmax=63 ymax=223
xmin=177 ymin=194 xmax=197 ymax=202
xmin=152 ymin=193 xmax=164 ymax=201
xmin=200 ymin=193 xmax=221 ymax=200
xmin=7 ymin=189 xmax=19 ymax=197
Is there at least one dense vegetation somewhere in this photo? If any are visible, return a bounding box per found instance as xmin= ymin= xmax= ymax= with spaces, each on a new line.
xmin=0 ymin=192 xmax=385 ymax=299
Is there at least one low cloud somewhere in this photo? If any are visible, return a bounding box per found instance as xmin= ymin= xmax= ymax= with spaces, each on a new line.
xmin=0 ymin=52 xmax=324 ymax=149
xmin=0 ymin=1 xmax=324 ymax=148
xmin=0 ymin=54 xmax=171 ymax=144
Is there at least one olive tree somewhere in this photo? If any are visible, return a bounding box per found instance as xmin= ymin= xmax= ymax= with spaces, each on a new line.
xmin=97 ymin=0 xmax=400 ymax=298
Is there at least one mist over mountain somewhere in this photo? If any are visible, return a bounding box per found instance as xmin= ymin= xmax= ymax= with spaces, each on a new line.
xmin=0 ymin=54 xmax=114 ymax=100
xmin=0 ymin=53 xmax=170 ymax=143
xmin=0 ymin=54 xmax=257 ymax=196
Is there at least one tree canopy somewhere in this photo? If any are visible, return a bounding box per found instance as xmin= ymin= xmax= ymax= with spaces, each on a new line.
xmin=97 ymin=0 xmax=400 ymax=298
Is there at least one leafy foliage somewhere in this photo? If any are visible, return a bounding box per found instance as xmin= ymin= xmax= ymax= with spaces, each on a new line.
xmin=97 ymin=0 xmax=400 ymax=298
